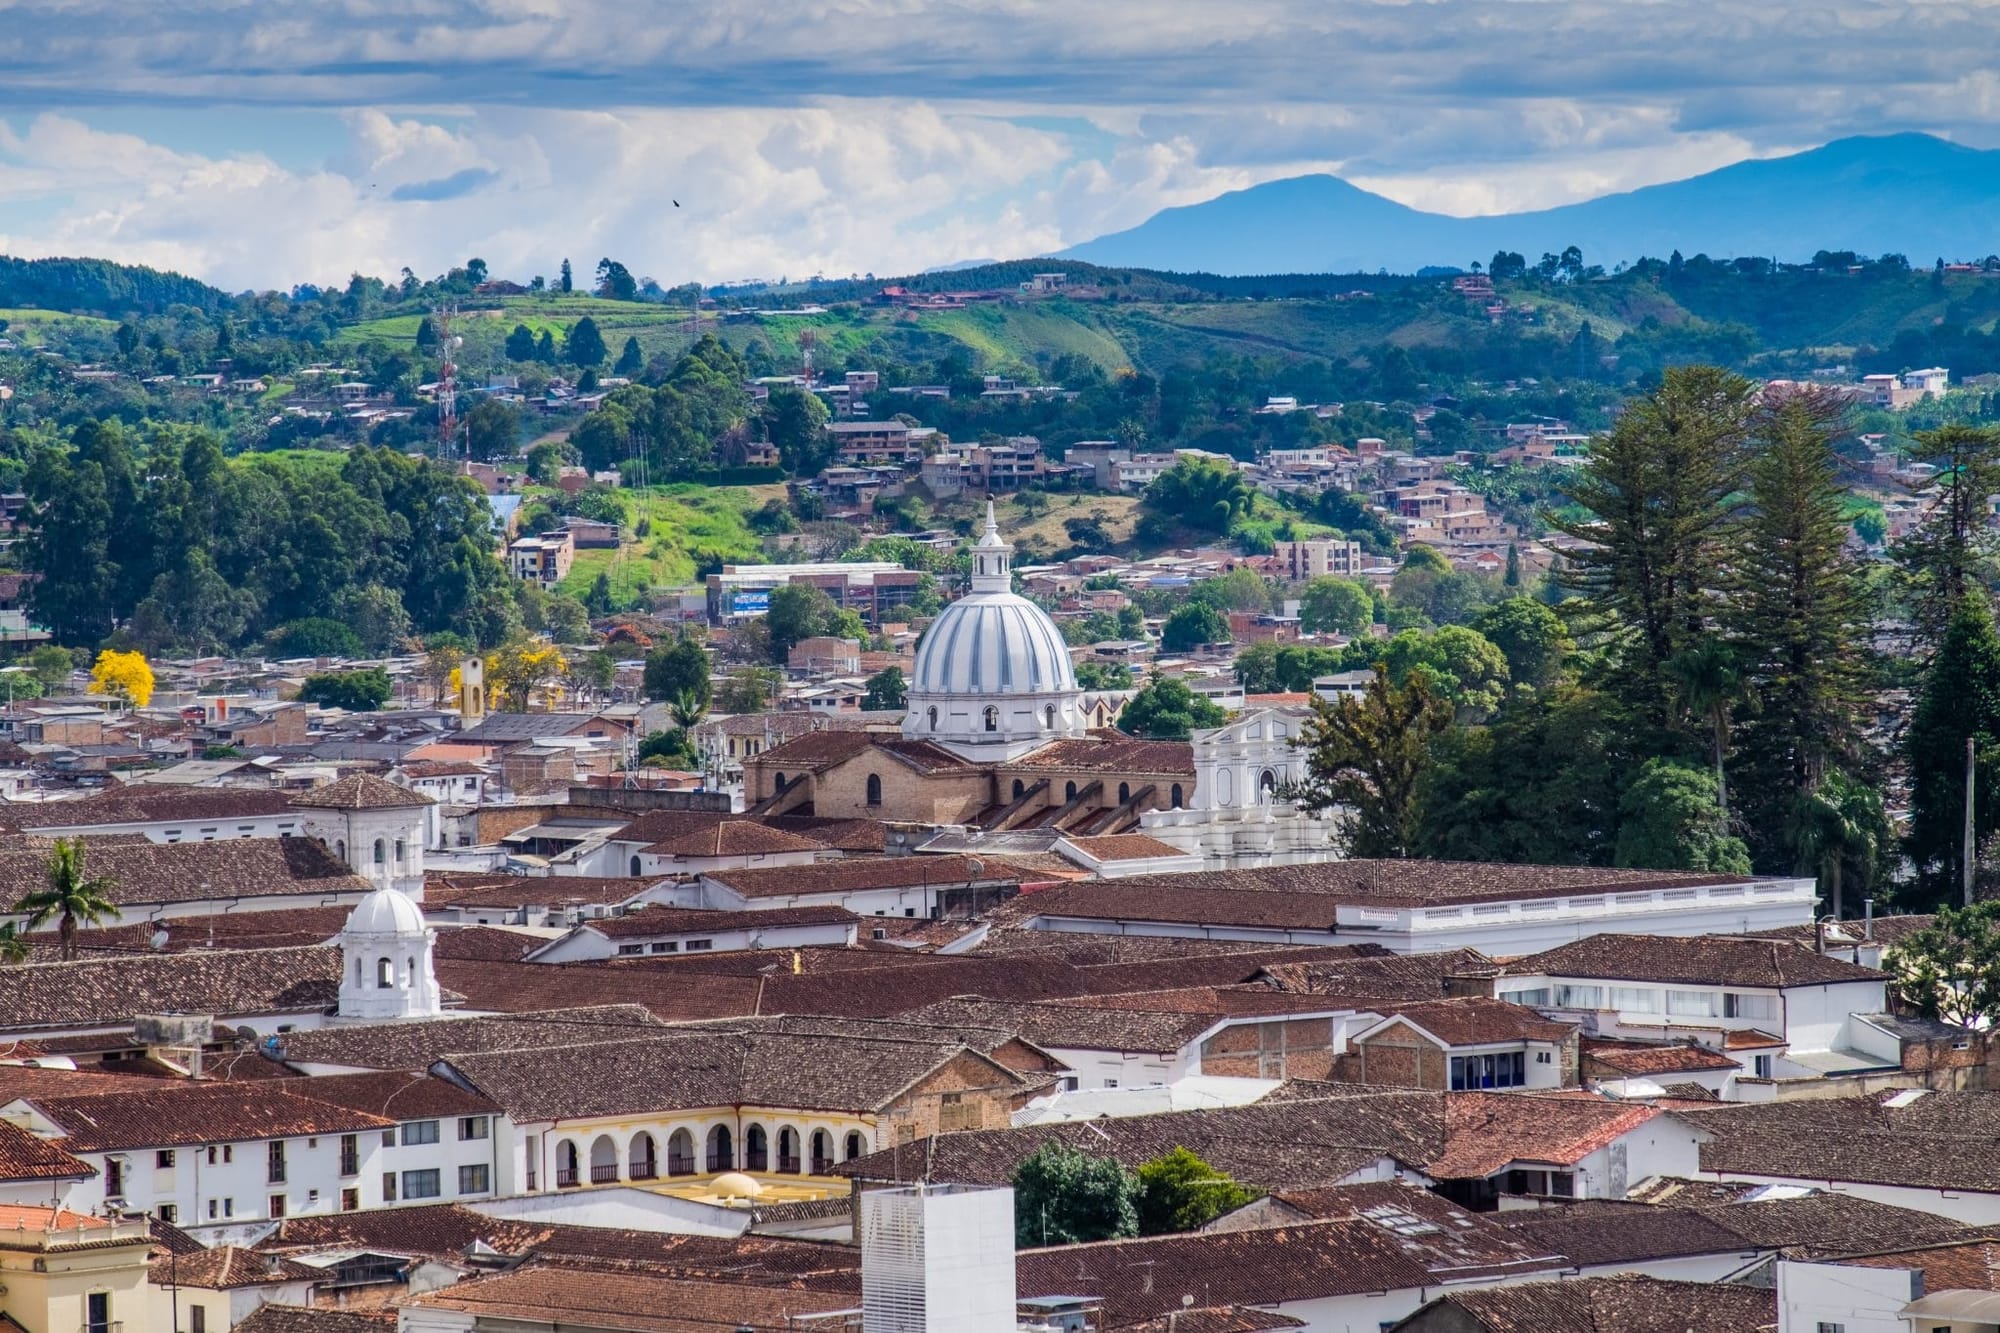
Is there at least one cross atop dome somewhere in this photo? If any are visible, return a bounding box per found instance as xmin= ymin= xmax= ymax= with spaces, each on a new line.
xmin=969 ymin=499 xmax=1014 ymax=593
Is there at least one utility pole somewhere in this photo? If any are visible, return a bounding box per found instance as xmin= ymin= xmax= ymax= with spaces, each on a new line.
xmin=1966 ymin=735 xmax=1978 ymax=907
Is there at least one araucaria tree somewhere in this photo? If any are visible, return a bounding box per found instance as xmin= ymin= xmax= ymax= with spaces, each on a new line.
xmin=1726 ymin=391 xmax=1876 ymax=867
xmin=1894 ymin=423 xmax=2000 ymax=652
xmin=1547 ymin=365 xmax=1755 ymax=733
xmin=1904 ymin=593 xmax=2000 ymax=902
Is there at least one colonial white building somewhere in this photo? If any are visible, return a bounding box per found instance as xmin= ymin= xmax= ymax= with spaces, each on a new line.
xmin=1141 ymin=707 xmax=1345 ymax=867
xmin=289 ymin=773 xmax=434 ymax=897
xmin=335 ymin=883 xmax=445 ymax=1023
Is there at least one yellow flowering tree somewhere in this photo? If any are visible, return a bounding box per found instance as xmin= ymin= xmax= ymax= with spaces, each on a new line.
xmin=87 ymin=650 xmax=154 ymax=708
xmin=485 ymin=640 xmax=567 ymax=712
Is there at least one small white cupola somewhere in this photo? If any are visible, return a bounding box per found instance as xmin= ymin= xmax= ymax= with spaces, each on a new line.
xmin=336 ymin=884 xmax=442 ymax=1022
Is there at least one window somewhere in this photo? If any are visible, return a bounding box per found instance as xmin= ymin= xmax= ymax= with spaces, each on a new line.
xmin=85 ymin=1292 xmax=111 ymax=1333
xmin=1666 ymin=990 xmax=1718 ymax=1018
xmin=458 ymin=1164 xmax=491 ymax=1194
xmin=1044 ymin=705 xmax=1056 ymax=728
xmin=617 ymin=944 xmax=644 ymax=956
xmin=1753 ymin=1054 xmax=1774 ymax=1079
xmin=1498 ymin=988 xmax=1551 ymax=1006
xmin=403 ymin=1121 xmax=440 ymax=1146
xmin=105 ymin=1158 xmax=125 ymax=1197
xmin=395 ymin=839 xmax=406 ymax=864
xmin=927 ymin=706 xmax=938 ymax=730
xmin=1104 ymin=1079 xmax=1119 ymax=1089
xmin=157 ymin=1204 xmax=177 ymax=1224
xmin=983 ymin=705 xmax=999 ymax=732
xmin=459 ymin=1116 xmax=489 ymax=1141
xmin=1552 ymin=984 xmax=1602 ymax=1008
xmin=190 ymin=1306 xmax=207 ymax=1333
xmin=269 ymin=1194 xmax=286 ymax=1219
xmin=377 ymin=957 xmax=395 ymax=988
xmin=1817 ymin=1324 xmax=1847 ymax=1333
xmin=866 ymin=774 xmax=882 ymax=806
xmin=1450 ymin=1051 xmax=1527 ymax=1090
xmin=339 ymin=1135 xmax=359 ymax=1176
xmin=156 ymin=1149 xmax=175 ymax=1169
xmin=268 ymin=1140 xmax=287 ymax=1184
xmin=382 ymin=1173 xmax=397 ymax=1203
xmin=340 ymin=1187 xmax=361 ymax=1212
xmin=373 ymin=838 xmax=386 ymax=865
xmin=1723 ymin=992 xmax=1777 ymax=1021
xmin=685 ymin=938 xmax=713 ymax=951
xmin=1117 ymin=782 xmax=1130 ymax=803
xmin=1065 ymin=781 xmax=1077 ymax=800
xmin=402 ymin=1169 xmax=442 ymax=1199
xmin=382 ymin=1131 xmax=397 ymax=1148
xmin=1548 ymin=1172 xmax=1575 ymax=1198
xmin=1170 ymin=783 xmax=1183 ymax=808
xmin=1610 ymin=987 xmax=1661 ymax=1013
xmin=651 ymin=941 xmax=679 ymax=953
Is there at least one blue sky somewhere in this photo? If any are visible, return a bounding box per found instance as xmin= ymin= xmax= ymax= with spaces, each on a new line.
xmin=1 ymin=1 xmax=1996 ymax=289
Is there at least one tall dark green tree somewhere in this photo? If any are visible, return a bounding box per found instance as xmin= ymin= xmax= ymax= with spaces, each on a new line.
xmin=505 ymin=323 xmax=539 ymax=362
xmin=559 ymin=258 xmax=573 ymax=293
xmin=1547 ymin=365 xmax=1755 ymax=731
xmin=1894 ymin=423 xmax=2000 ymax=652
xmin=614 ymin=336 xmax=644 ymax=376
xmin=1727 ymin=391 xmax=1876 ymax=865
xmin=1011 ymin=1143 xmax=1140 ymax=1248
xmin=1290 ymin=664 xmax=1454 ymax=857
xmin=1904 ymin=593 xmax=2000 ymax=904
xmin=565 ymin=317 xmax=608 ymax=368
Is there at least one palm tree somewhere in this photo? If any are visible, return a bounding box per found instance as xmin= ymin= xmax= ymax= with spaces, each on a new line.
xmin=15 ymin=837 xmax=118 ymax=962
xmin=0 ymin=922 xmax=27 ymax=966
xmin=668 ymin=690 xmax=706 ymax=733
xmin=1791 ymin=771 xmax=1885 ymax=921
xmin=1665 ymin=640 xmax=1753 ymax=818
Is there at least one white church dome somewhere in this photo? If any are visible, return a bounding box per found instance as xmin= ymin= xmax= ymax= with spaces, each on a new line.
xmin=343 ymin=885 xmax=428 ymax=937
xmin=904 ymin=504 xmax=1087 ymax=761
xmin=912 ymin=592 xmax=1077 ymax=695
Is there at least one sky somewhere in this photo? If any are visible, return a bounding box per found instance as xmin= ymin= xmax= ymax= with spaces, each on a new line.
xmin=1 ymin=0 xmax=1998 ymax=291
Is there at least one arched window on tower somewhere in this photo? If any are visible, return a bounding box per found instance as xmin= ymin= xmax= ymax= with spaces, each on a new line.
xmin=376 ymin=957 xmax=394 ymax=988
xmin=866 ymin=774 xmax=883 ymax=807
xmin=774 ymin=772 xmax=787 ymax=792
xmin=373 ymin=839 xmax=386 ymax=866
xmin=1171 ymin=783 xmax=1184 ymax=808
xmin=983 ymin=705 xmax=999 ymax=733
xmin=1012 ymin=779 xmax=1025 ymax=799
xmin=927 ymin=706 xmax=938 ymax=730
xmin=1118 ymin=782 xmax=1131 ymax=803
xmin=395 ymin=839 xmax=406 ymax=866
xmin=405 ymin=957 xmax=415 ymax=988
xmin=335 ymin=839 xmax=346 ymax=861
xmin=1044 ymin=704 xmax=1056 ymax=728
xmin=1065 ymin=781 xmax=1077 ymax=800
xmin=630 ymin=855 xmax=642 ymax=876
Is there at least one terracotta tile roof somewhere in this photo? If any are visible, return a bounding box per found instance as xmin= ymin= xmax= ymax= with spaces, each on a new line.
xmin=1490 ymin=1201 xmax=1754 ymax=1267
xmin=272 ymin=1005 xmax=671 ymax=1070
xmin=909 ymin=996 xmax=1223 ymax=1052
xmin=0 ymin=837 xmax=368 ymax=912
xmin=1692 ymin=1090 xmax=2000 ymax=1193
xmin=1695 ymin=1191 xmax=1986 ymax=1258
xmin=640 ymin=822 xmax=828 ymax=859
xmin=754 ymin=729 xmax=977 ymax=777
xmin=1361 ymin=998 xmax=1576 ymax=1047
xmin=150 ymin=1245 xmax=320 ymax=1289
xmin=1254 ymin=948 xmax=1500 ymax=1002
xmin=1846 ymin=1239 xmax=2000 ymax=1291
xmin=0 ymin=1118 xmax=93 ymax=1183
xmin=1239 ymin=1181 xmax=1568 ymax=1280
xmin=1017 ymin=1211 xmax=1561 ymax=1324
xmin=281 ymin=1069 xmax=500 ymax=1120
xmin=1061 ymin=833 xmax=1191 ymax=861
xmin=400 ymin=1265 xmax=860 ymax=1333
xmin=231 ymin=1308 xmax=395 ymax=1333
xmin=1095 ymin=860 xmax=1753 ymax=910
xmin=432 ymin=924 xmax=543 ymax=961
xmin=1120 ymin=1310 xmax=1304 ymax=1332
xmin=1427 ymin=1093 xmax=1663 ymax=1178
xmin=0 ymin=1204 xmax=113 ymax=1242
xmin=705 ymin=854 xmax=1020 ymax=900
xmin=441 ymin=1030 xmax=1023 ymax=1121
xmin=434 ymin=874 xmax=649 ymax=910
xmin=257 ymin=1202 xmax=859 ymax=1280
xmin=1009 ymin=731 xmax=1195 ymax=775
xmin=289 ymin=773 xmax=434 ymax=809
xmin=396 ymin=760 xmax=486 ymax=779
xmin=1722 ymin=1028 xmax=1786 ymax=1050
xmin=1394 ymin=1275 xmax=1776 ymax=1331
xmin=1502 ymin=934 xmax=1884 ymax=989
xmin=10 ymin=786 xmax=297 ymax=829
xmin=1581 ymin=1038 xmax=1741 ymax=1077
xmin=0 ymin=945 xmax=342 ymax=1033
xmin=21 ymin=1080 xmax=393 ymax=1150
xmin=580 ymin=904 xmax=858 ymax=939
xmin=767 ymin=816 xmax=890 ymax=853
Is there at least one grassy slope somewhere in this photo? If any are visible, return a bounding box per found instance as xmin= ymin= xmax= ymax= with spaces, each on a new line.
xmin=0 ymin=308 xmax=117 ymax=345
xmin=557 ymin=482 xmax=783 ymax=599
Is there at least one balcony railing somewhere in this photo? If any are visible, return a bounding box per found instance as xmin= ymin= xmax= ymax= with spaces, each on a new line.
xmin=555 ymin=1168 xmax=579 ymax=1188
xmin=590 ymin=1164 xmax=620 ymax=1184
xmin=629 ymin=1162 xmax=658 ymax=1181
xmin=777 ymin=1153 xmax=801 ymax=1174
xmin=811 ymin=1155 xmax=834 ymax=1175
xmin=706 ymin=1151 xmax=732 ymax=1172
xmin=745 ymin=1147 xmax=769 ymax=1171
xmin=668 ymin=1154 xmax=697 ymax=1177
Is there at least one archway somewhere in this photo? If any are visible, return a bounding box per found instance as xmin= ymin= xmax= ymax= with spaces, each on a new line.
xmin=1118 ymin=782 xmax=1130 ymax=803
xmin=556 ymin=1139 xmax=581 ymax=1187
xmin=1171 ymin=783 xmax=1184 ymax=809
xmin=373 ymin=838 xmax=386 ymax=866
xmin=777 ymin=1126 xmax=801 ymax=1173
xmin=866 ymin=774 xmax=883 ymax=806
xmin=745 ymin=1123 xmax=769 ymax=1171
xmin=983 ymin=705 xmax=999 ymax=732
xmin=1012 ymin=779 xmax=1025 ymax=799
xmin=375 ymin=957 xmax=395 ymax=988
xmin=589 ymin=1134 xmax=619 ymax=1184
xmin=927 ymin=706 xmax=938 ymax=730
xmin=706 ymin=1124 xmax=733 ymax=1172
xmin=630 ymin=855 xmax=642 ymax=876
xmin=810 ymin=1130 xmax=834 ymax=1174
xmin=1065 ymin=781 xmax=1077 ymax=800
xmin=844 ymin=1131 xmax=865 ymax=1162
xmin=667 ymin=1129 xmax=695 ymax=1176
xmin=1259 ymin=769 xmax=1277 ymax=799
xmin=628 ymin=1132 xmax=658 ymax=1180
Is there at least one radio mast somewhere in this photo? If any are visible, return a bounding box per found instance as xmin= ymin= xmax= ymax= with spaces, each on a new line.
xmin=433 ymin=302 xmax=460 ymax=459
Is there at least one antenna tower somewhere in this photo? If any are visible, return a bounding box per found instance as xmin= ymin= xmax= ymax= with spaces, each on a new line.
xmin=433 ymin=301 xmax=460 ymax=459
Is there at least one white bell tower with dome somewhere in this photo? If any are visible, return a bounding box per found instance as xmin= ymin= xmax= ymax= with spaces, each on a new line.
xmin=903 ymin=503 xmax=1087 ymax=762
xmin=336 ymin=885 xmax=443 ymax=1023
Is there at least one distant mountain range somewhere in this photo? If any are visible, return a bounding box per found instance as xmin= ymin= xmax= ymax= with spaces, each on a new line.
xmin=1056 ymin=134 xmax=2000 ymax=276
